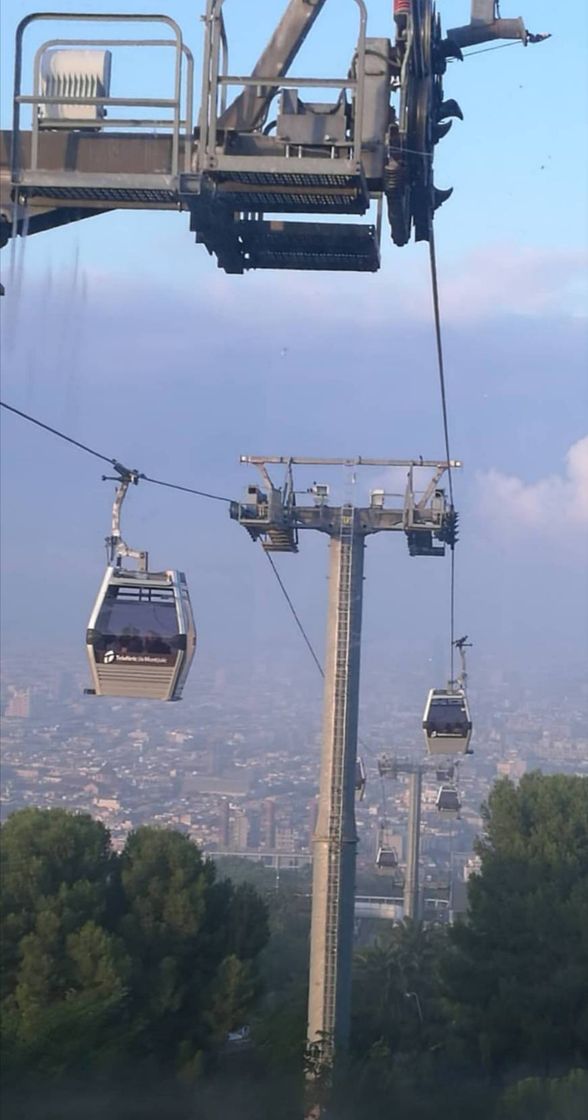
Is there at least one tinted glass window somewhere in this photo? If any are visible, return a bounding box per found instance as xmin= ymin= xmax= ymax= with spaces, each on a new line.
xmin=427 ymin=698 xmax=469 ymax=734
xmin=94 ymin=585 xmax=178 ymax=655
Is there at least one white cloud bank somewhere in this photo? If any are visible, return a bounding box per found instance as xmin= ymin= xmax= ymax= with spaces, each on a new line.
xmin=187 ymin=243 xmax=588 ymax=326
xmin=431 ymin=246 xmax=588 ymax=322
xmin=477 ymin=436 xmax=588 ymax=535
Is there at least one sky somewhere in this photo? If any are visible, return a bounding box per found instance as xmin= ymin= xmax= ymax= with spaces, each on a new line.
xmin=1 ymin=1 xmax=587 ymax=700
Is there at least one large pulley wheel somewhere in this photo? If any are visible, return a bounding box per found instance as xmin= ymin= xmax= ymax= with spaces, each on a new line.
xmin=387 ymin=0 xmax=461 ymax=246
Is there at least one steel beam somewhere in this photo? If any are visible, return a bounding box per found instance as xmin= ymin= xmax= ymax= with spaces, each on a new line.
xmin=307 ymin=522 xmax=365 ymax=1062
xmin=404 ymin=769 xmax=422 ymax=921
xmin=218 ymin=0 xmax=330 ymax=132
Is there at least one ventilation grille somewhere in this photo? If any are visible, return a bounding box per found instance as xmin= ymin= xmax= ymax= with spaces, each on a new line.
xmin=95 ymin=661 xmax=179 ymax=701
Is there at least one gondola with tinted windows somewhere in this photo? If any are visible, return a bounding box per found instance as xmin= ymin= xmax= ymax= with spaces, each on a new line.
xmin=423 ymin=636 xmax=473 ymax=755
xmin=376 ymin=846 xmax=399 ymax=871
xmin=376 ymin=818 xmax=399 ymax=871
xmin=422 ymin=688 xmax=472 ymax=755
xmin=85 ymin=466 xmax=196 ymax=701
xmin=436 ymin=784 xmax=461 ymax=817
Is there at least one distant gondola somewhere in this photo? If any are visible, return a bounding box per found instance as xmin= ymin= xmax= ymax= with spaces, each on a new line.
xmin=436 ymin=784 xmax=461 ymax=817
xmin=376 ymin=846 xmax=399 ymax=871
xmin=422 ymin=688 xmax=472 ymax=755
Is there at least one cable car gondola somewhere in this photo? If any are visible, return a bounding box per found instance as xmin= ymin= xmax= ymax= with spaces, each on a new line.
xmin=422 ymin=689 xmax=472 ymax=755
xmin=436 ymin=763 xmax=455 ymax=783
xmin=85 ymin=468 xmax=196 ymax=701
xmin=376 ymin=846 xmax=399 ymax=871
xmin=436 ymin=784 xmax=461 ymax=817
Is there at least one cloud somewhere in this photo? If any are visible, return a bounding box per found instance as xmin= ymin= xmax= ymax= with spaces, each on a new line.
xmin=178 ymin=242 xmax=588 ymax=325
xmin=3 ymin=229 xmax=587 ymax=342
xmin=137 ymin=241 xmax=587 ymax=326
xmin=476 ymin=436 xmax=588 ymax=536
xmin=434 ymin=245 xmax=588 ymax=322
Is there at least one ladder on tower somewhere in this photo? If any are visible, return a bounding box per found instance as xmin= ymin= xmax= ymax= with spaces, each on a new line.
xmin=322 ymin=475 xmax=356 ymax=1047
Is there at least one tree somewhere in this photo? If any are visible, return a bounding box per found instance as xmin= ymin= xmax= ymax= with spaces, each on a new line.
xmin=445 ymin=773 xmax=588 ymax=1074
xmin=1 ymin=808 xmax=114 ymax=1001
xmin=1 ymin=810 xmax=128 ymax=1077
xmin=0 ymin=810 xmax=270 ymax=1084
xmin=352 ymin=919 xmax=448 ymax=1059
xmin=497 ymin=1069 xmax=588 ymax=1120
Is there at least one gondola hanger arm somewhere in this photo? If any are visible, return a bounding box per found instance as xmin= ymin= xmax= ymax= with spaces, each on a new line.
xmin=102 ymin=463 xmax=148 ymax=572
xmin=452 ymin=635 xmax=472 ymax=692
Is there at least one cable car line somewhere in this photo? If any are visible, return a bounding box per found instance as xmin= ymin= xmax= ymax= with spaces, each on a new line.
xmin=264 ymin=550 xmax=325 ymax=680
xmin=140 ymin=474 xmax=231 ymax=505
xmin=263 ymin=549 xmax=384 ymax=778
xmin=427 ymin=230 xmax=460 ymax=683
xmin=0 ymin=399 xmax=117 ymax=468
xmin=449 ymin=550 xmax=456 ymax=681
xmin=0 ymin=398 xmax=232 ymax=505
xmin=428 ymin=232 xmax=454 ymax=508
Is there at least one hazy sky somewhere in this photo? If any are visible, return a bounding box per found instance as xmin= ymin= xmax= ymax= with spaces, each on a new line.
xmin=1 ymin=1 xmax=587 ymax=697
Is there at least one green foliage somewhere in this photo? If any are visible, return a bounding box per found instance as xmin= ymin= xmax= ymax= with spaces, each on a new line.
xmin=1 ymin=808 xmax=114 ymax=1002
xmin=497 ymin=1069 xmax=588 ymax=1120
xmin=352 ymin=919 xmax=448 ymax=1058
xmin=227 ymin=882 xmax=270 ymax=961
xmin=2 ymin=774 xmax=587 ymax=1118
xmin=0 ymin=809 xmax=269 ymax=1083
xmin=446 ymin=773 xmax=588 ymax=1073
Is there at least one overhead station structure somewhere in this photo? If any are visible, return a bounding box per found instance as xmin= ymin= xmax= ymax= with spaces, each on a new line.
xmin=0 ymin=1 xmax=548 ymax=273
xmin=230 ymin=455 xmax=461 ymax=1065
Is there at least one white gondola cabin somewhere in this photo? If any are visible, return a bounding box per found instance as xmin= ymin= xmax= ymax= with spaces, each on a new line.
xmin=436 ymin=784 xmax=461 ymax=817
xmin=422 ymin=689 xmax=472 ymax=755
xmin=86 ymin=567 xmax=196 ymax=701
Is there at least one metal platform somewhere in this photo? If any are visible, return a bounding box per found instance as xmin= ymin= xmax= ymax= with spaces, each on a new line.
xmin=204 ymin=165 xmax=369 ymax=215
xmin=235 ymin=220 xmax=380 ymax=273
xmin=0 ymin=4 xmax=546 ymax=273
xmin=261 ymin=525 xmax=299 ymax=552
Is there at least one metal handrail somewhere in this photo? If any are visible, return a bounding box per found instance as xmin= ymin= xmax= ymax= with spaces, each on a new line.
xmin=12 ymin=14 xmax=194 ymax=186
xmin=199 ymin=0 xmax=368 ymax=167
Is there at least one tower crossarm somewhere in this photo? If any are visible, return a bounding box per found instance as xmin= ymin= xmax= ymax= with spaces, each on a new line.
xmin=231 ymin=457 xmax=461 ymax=545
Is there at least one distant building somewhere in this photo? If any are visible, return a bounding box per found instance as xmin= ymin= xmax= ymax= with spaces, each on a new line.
xmin=496 ymin=758 xmax=527 ymax=781
xmin=275 ymin=824 xmax=295 ymax=852
xmin=219 ymin=798 xmax=231 ymax=848
xmin=4 ymin=688 xmax=31 ymax=719
xmin=182 ymin=774 xmax=250 ymax=797
xmin=246 ymin=809 xmax=261 ymax=849
xmin=262 ymin=798 xmax=277 ymax=848
xmin=231 ymin=810 xmax=249 ymax=851
xmin=95 ymin=797 xmax=120 ymax=812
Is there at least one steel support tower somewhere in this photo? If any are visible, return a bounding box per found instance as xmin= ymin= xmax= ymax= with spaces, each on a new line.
xmin=378 ymin=755 xmax=427 ymax=920
xmin=307 ymin=519 xmax=364 ymax=1060
xmin=230 ymin=454 xmax=461 ymax=1076
xmin=404 ymin=769 xmax=423 ymax=920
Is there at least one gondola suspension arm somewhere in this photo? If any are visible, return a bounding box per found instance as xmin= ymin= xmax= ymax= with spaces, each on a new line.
xmin=103 ymin=463 xmax=148 ymax=572
xmin=452 ymin=635 xmax=472 ymax=692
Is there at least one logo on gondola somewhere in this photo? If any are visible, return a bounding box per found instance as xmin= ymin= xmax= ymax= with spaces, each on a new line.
xmin=104 ymin=650 xmax=117 ymax=664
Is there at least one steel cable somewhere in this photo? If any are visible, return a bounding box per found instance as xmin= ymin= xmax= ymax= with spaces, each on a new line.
xmin=428 ymin=230 xmax=458 ymax=681
xmin=0 ymin=399 xmax=232 ymax=504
